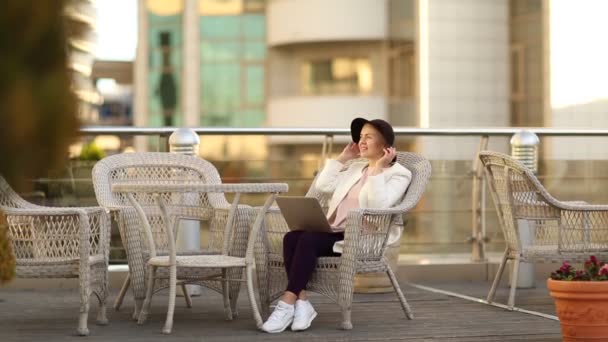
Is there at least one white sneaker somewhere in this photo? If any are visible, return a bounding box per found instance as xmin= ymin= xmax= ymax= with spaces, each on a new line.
xmin=261 ymin=300 xmax=295 ymax=333
xmin=291 ymin=299 xmax=317 ymax=331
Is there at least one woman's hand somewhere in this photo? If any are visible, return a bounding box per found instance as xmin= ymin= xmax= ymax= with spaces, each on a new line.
xmin=369 ymin=147 xmax=396 ymax=175
xmin=378 ymin=147 xmax=396 ymax=168
xmin=337 ymin=142 xmax=360 ymax=164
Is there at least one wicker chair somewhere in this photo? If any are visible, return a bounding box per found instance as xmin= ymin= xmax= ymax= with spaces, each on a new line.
xmin=113 ymin=182 xmax=287 ymax=333
xmin=479 ymin=151 xmax=608 ymax=309
xmin=0 ymin=176 xmax=110 ymax=336
xmin=92 ymin=152 xmax=250 ymax=319
xmin=255 ymin=152 xmax=431 ymax=329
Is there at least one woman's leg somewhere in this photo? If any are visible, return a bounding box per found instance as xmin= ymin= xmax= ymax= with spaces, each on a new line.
xmin=285 ymin=231 xmax=344 ymax=296
xmin=283 ymin=230 xmax=304 ymax=276
xmin=263 ymin=231 xmax=343 ymax=332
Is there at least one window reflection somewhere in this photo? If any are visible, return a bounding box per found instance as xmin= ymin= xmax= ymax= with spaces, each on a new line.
xmin=300 ymin=58 xmax=373 ymax=95
xmin=199 ymin=0 xmax=266 ymax=127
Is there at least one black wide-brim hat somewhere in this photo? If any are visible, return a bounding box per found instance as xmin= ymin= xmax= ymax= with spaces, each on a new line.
xmin=350 ymin=117 xmax=395 ymax=146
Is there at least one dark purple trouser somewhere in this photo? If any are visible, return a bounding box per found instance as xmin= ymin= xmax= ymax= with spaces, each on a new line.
xmin=283 ymin=230 xmax=344 ymax=295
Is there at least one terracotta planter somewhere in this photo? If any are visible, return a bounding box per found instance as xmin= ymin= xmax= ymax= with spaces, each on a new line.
xmin=547 ymin=278 xmax=608 ymax=341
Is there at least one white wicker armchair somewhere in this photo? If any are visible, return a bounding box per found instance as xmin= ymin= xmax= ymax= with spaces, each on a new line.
xmin=479 ymin=151 xmax=608 ymax=309
xmin=92 ymin=152 xmax=253 ymax=319
xmin=0 ymin=176 xmax=110 ymax=336
xmin=255 ymin=152 xmax=431 ymax=329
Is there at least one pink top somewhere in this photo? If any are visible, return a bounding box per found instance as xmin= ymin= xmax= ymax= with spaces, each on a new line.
xmin=329 ymin=168 xmax=369 ymax=231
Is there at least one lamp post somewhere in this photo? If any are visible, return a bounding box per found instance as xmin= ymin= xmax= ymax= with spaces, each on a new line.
xmin=510 ymin=130 xmax=540 ymax=288
xmin=169 ymin=128 xmax=202 ymax=296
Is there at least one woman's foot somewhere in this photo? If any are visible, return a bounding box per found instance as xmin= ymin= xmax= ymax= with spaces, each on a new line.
xmin=291 ymin=299 xmax=317 ymax=331
xmin=261 ymin=300 xmax=295 ymax=333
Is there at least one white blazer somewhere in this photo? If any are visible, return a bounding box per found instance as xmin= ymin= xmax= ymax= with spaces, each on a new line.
xmin=314 ymin=159 xmax=412 ymax=253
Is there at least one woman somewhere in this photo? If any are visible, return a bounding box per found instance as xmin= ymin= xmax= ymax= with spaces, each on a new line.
xmin=261 ymin=118 xmax=412 ymax=333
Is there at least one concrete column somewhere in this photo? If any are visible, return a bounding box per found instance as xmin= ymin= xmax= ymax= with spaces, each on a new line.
xmin=134 ymin=0 xmax=149 ymax=152
xmin=182 ymin=0 xmax=200 ymax=128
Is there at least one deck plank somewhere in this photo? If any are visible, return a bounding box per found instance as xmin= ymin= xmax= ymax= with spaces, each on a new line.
xmin=0 ymin=279 xmax=562 ymax=341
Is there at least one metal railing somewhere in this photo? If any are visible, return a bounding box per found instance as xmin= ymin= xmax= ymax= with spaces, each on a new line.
xmin=78 ymin=126 xmax=608 ymax=262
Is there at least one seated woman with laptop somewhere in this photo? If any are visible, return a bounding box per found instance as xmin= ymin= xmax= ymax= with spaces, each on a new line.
xmin=261 ymin=118 xmax=412 ymax=333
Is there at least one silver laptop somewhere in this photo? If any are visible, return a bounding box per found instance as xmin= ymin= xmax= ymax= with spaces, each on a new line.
xmin=275 ymin=196 xmax=333 ymax=233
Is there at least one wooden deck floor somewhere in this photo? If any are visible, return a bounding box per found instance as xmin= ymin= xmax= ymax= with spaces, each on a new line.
xmin=0 ymin=279 xmax=562 ymax=341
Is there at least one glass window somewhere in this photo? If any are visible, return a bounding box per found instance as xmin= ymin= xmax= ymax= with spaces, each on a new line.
xmin=235 ymin=109 xmax=265 ymax=126
xmin=201 ymin=63 xmax=240 ymax=111
xmin=244 ymin=42 xmax=266 ymax=61
xmin=245 ymin=65 xmax=264 ymax=106
xmin=201 ymin=16 xmax=240 ymax=38
xmin=300 ymin=58 xmax=373 ymax=95
xmin=199 ymin=4 xmax=266 ymax=127
xmin=201 ymin=41 xmax=240 ymax=61
xmin=243 ymin=14 xmax=265 ymax=39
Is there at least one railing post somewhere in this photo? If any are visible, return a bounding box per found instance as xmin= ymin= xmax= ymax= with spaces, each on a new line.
xmin=169 ymin=128 xmax=202 ymax=296
xmin=319 ymin=134 xmax=334 ymax=171
xmin=510 ymin=130 xmax=540 ymax=288
xmin=471 ymin=135 xmax=489 ymax=262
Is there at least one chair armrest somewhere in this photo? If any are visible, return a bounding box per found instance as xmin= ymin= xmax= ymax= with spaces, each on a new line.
xmin=358 ymin=207 xmax=406 ymax=216
xmin=255 ymin=206 xmax=289 ymax=255
xmin=4 ymin=206 xmax=110 ymax=256
xmin=3 ymin=207 xmax=96 ymax=261
xmin=551 ymin=200 xmax=608 ymax=212
xmin=2 ymin=207 xmax=89 ymax=216
xmin=340 ymin=208 xmax=397 ymax=261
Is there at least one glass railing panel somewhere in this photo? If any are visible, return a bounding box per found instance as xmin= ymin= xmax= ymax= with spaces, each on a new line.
xmin=21 ymin=131 xmax=608 ymax=263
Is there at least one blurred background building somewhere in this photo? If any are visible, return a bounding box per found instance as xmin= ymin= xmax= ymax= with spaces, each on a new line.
xmin=65 ymin=0 xmax=103 ymax=123
xmin=87 ymin=0 xmax=600 ymax=159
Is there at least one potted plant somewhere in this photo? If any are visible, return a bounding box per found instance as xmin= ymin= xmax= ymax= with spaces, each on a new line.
xmin=0 ymin=0 xmax=82 ymax=284
xmin=548 ymin=256 xmax=608 ymax=341
xmin=0 ymin=221 xmax=16 ymax=285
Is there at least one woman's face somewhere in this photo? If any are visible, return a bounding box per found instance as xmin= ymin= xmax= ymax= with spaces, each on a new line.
xmin=358 ymin=123 xmax=387 ymax=159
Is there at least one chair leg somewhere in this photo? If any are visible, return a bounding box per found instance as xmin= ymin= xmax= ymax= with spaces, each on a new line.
xmin=338 ymin=280 xmax=355 ymax=330
xmin=113 ymin=274 xmax=131 ymax=311
xmin=245 ymin=265 xmax=263 ymax=329
xmin=222 ymin=269 xmax=233 ymax=320
xmin=180 ymin=284 xmax=193 ymax=309
xmin=387 ymin=266 xmax=413 ymax=320
xmin=508 ymin=258 xmax=520 ymax=310
xmin=256 ymin=276 xmax=270 ymax=318
xmin=487 ymin=249 xmax=509 ymax=303
xmin=96 ymin=266 xmax=109 ymax=325
xmin=229 ymin=292 xmax=239 ymax=319
xmin=132 ymin=301 xmax=142 ymax=321
xmin=138 ymin=265 xmax=157 ymax=325
xmin=77 ymin=276 xmax=90 ymax=336
xmin=162 ymin=264 xmax=177 ymax=334
xmin=229 ymin=268 xmax=243 ymax=318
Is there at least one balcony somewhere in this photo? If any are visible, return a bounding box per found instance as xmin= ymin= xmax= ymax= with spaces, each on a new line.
xmin=267 ymin=0 xmax=388 ymax=46
xmin=5 ymin=126 xmax=608 ymax=340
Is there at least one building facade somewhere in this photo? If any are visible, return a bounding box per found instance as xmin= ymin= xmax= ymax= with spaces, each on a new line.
xmin=133 ymin=0 xmax=608 ymax=160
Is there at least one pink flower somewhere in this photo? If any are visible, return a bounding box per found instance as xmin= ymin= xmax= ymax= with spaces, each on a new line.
xmin=599 ymin=264 xmax=608 ymax=276
xmin=560 ymin=262 xmax=572 ymax=273
xmin=590 ymin=255 xmax=599 ymax=265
